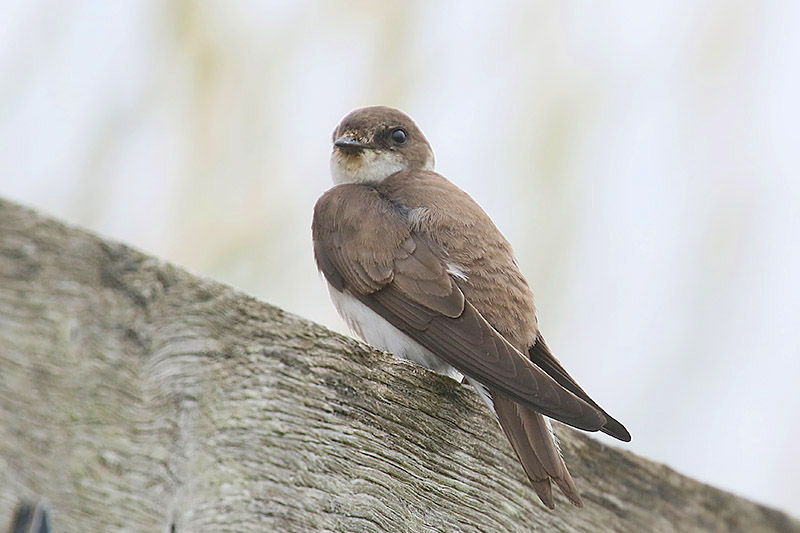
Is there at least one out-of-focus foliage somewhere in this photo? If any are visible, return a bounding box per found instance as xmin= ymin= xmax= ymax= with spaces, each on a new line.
xmin=1 ymin=0 xmax=798 ymax=516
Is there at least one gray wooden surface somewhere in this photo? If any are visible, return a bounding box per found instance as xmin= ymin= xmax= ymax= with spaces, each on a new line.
xmin=1 ymin=198 xmax=796 ymax=533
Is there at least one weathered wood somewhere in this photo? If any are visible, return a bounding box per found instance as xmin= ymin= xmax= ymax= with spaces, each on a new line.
xmin=0 ymin=197 xmax=796 ymax=533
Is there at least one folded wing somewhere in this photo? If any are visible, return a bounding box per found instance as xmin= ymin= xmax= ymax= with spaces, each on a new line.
xmin=313 ymin=184 xmax=608 ymax=432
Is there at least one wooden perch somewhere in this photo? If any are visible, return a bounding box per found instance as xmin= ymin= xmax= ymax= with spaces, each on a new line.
xmin=0 ymin=198 xmax=797 ymax=533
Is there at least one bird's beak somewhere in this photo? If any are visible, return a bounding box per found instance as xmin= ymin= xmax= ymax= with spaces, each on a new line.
xmin=334 ymin=136 xmax=371 ymax=151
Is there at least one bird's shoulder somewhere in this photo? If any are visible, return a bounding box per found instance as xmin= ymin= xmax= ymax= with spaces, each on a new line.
xmin=312 ymin=182 xmax=409 ymax=293
xmin=378 ymin=170 xmax=489 ymax=223
xmin=313 ymin=181 xmax=400 ymax=228
xmin=376 ymin=171 xmax=516 ymax=271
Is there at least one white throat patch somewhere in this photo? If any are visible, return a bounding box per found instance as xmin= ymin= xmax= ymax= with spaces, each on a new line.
xmin=331 ymin=149 xmax=406 ymax=184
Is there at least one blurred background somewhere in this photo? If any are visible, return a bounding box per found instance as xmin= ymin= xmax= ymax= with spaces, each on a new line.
xmin=1 ymin=0 xmax=798 ymax=516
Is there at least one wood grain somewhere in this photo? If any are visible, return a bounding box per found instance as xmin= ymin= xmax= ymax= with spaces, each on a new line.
xmin=0 ymin=198 xmax=796 ymax=532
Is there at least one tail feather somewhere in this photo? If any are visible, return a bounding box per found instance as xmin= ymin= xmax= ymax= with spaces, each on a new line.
xmin=494 ymin=393 xmax=583 ymax=508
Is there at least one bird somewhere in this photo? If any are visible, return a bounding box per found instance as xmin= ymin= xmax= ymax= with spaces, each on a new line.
xmin=312 ymin=105 xmax=630 ymax=509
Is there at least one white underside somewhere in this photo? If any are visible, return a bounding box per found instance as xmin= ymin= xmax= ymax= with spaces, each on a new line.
xmin=328 ymin=284 xmax=463 ymax=381
xmin=328 ymin=284 xmax=498 ymax=416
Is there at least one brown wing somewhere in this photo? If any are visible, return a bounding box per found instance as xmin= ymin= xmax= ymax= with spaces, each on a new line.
xmin=528 ymin=334 xmax=631 ymax=441
xmin=313 ymin=184 xmax=607 ymax=432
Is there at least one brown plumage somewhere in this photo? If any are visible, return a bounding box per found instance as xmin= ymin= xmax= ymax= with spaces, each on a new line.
xmin=313 ymin=106 xmax=630 ymax=509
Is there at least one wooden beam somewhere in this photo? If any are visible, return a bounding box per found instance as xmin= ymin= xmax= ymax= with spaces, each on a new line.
xmin=1 ymin=198 xmax=796 ymax=532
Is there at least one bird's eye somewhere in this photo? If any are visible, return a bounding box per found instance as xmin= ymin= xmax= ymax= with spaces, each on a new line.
xmin=390 ymin=128 xmax=407 ymax=144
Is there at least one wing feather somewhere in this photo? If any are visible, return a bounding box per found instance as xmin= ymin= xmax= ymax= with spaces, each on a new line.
xmin=528 ymin=335 xmax=631 ymax=441
xmin=313 ymin=182 xmax=608 ymax=432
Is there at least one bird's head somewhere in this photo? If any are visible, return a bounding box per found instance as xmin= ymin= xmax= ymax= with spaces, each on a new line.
xmin=330 ymin=106 xmax=435 ymax=184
